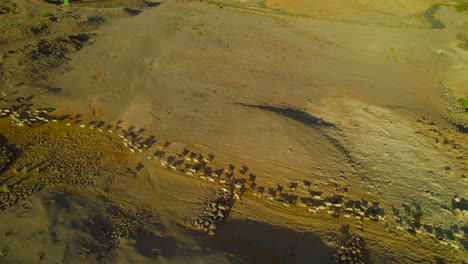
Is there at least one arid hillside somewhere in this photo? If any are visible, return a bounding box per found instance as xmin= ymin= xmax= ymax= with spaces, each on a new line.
xmin=0 ymin=0 xmax=467 ymax=263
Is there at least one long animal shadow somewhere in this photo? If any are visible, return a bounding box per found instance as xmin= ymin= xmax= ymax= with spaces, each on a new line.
xmin=234 ymin=103 xmax=337 ymax=129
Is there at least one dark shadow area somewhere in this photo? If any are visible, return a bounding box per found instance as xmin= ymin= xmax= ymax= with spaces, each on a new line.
xmin=162 ymin=141 xmax=170 ymax=148
xmin=239 ymin=165 xmax=248 ymax=174
xmin=124 ymin=8 xmax=143 ymax=16
xmin=87 ymin=15 xmax=106 ymax=24
xmin=0 ymin=133 xmax=9 ymax=148
xmin=0 ymin=134 xmax=21 ymax=174
xmin=234 ymin=103 xmax=337 ymax=129
xmin=451 ymin=196 xmax=467 ymax=211
xmin=146 ymin=1 xmax=161 ymax=7
xmin=178 ymin=148 xmax=190 ymax=157
xmin=16 ymin=83 xmax=63 ymax=95
xmin=136 ymin=163 xmax=144 ymax=172
xmin=202 ymin=219 xmax=335 ymax=264
xmin=208 ymin=153 xmax=215 ymax=161
xmin=423 ymin=5 xmax=444 ymax=29
xmin=214 ymin=168 xmax=224 ymax=176
xmin=455 ymin=124 xmax=468 ymax=133
xmin=133 ymin=234 xmax=178 ymax=259
xmin=47 ymin=190 xmax=75 ymax=211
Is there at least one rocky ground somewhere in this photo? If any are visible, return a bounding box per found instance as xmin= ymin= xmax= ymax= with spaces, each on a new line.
xmin=0 ymin=0 xmax=467 ymax=263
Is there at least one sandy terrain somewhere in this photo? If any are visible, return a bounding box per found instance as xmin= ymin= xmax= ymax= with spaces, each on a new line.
xmin=264 ymin=0 xmax=440 ymax=27
xmin=0 ymin=0 xmax=467 ymax=263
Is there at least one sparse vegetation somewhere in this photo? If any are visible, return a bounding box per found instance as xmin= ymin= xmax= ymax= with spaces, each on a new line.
xmin=199 ymin=0 xmax=429 ymax=29
xmin=39 ymin=12 xmax=53 ymax=17
xmin=457 ymin=33 xmax=468 ymax=51
xmin=0 ymin=0 xmax=16 ymax=14
xmin=437 ymin=1 xmax=468 ymax=12
xmin=455 ymin=0 xmax=468 ymax=12
xmin=0 ymin=0 xmax=467 ymax=262
xmin=460 ymin=99 xmax=468 ymax=112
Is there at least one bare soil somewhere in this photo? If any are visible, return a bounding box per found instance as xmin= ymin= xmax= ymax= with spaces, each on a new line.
xmin=0 ymin=0 xmax=467 ymax=263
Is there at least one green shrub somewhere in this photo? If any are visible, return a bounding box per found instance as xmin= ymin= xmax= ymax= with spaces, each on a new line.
xmin=460 ymin=99 xmax=468 ymax=111
xmin=39 ymin=12 xmax=53 ymax=17
xmin=455 ymin=1 xmax=468 ymax=12
xmin=0 ymin=1 xmax=15 ymax=14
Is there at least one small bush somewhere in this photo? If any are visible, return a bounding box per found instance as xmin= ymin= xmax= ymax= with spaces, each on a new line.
xmin=455 ymin=1 xmax=468 ymax=12
xmin=0 ymin=0 xmax=15 ymax=14
xmin=460 ymin=99 xmax=468 ymax=112
xmin=39 ymin=12 xmax=53 ymax=17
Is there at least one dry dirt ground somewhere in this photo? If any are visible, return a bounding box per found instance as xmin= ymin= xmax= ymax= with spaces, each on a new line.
xmin=0 ymin=0 xmax=467 ymax=263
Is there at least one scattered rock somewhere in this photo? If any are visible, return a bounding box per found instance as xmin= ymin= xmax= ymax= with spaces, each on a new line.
xmin=184 ymin=186 xmax=233 ymax=236
xmin=330 ymin=225 xmax=369 ymax=264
